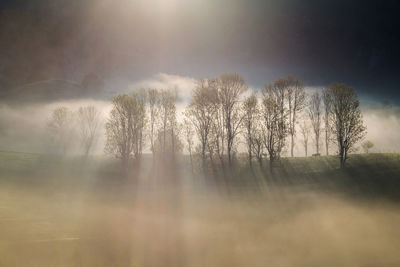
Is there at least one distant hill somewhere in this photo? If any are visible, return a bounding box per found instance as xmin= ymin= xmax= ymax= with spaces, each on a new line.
xmin=1 ymin=75 xmax=106 ymax=103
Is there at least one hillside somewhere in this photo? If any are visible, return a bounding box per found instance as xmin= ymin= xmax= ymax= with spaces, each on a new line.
xmin=1 ymin=150 xmax=399 ymax=199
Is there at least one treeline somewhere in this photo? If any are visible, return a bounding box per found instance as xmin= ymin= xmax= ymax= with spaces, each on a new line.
xmin=47 ymin=106 xmax=101 ymax=155
xmin=47 ymin=73 xmax=366 ymax=174
xmin=104 ymin=88 xmax=182 ymax=168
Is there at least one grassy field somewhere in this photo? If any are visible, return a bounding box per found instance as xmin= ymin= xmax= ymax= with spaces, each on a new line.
xmin=0 ymin=151 xmax=399 ymax=267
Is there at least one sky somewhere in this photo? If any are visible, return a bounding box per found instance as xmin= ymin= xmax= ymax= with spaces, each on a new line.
xmin=0 ymin=0 xmax=399 ymax=154
xmin=0 ymin=0 xmax=399 ymax=103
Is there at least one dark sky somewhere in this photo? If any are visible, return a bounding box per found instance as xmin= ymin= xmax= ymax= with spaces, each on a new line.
xmin=0 ymin=0 xmax=399 ymax=104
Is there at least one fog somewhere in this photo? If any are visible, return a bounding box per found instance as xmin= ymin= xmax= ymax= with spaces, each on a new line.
xmin=0 ymin=99 xmax=110 ymax=154
xmin=0 ymin=151 xmax=399 ymax=266
xmin=0 ymin=75 xmax=399 ymax=265
xmin=1 ymin=1 xmax=399 ymax=266
xmin=0 ymin=80 xmax=399 ymax=155
xmin=362 ymin=105 xmax=400 ymax=153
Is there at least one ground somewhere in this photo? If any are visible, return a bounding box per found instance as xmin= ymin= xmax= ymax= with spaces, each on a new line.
xmin=0 ymin=151 xmax=399 ymax=267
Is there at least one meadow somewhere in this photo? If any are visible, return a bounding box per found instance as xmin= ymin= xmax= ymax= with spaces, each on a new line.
xmin=0 ymin=151 xmax=399 ymax=267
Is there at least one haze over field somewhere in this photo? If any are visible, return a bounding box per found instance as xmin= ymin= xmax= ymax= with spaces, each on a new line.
xmin=0 ymin=151 xmax=400 ymax=266
xmin=1 ymin=1 xmax=400 ymax=267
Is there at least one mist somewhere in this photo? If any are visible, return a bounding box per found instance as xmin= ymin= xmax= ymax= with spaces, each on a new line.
xmin=0 ymin=99 xmax=110 ymax=154
xmin=1 ymin=0 xmax=400 ymax=266
xmin=1 ymin=79 xmax=399 ymax=155
xmin=1 ymin=73 xmax=400 ymax=267
xmin=1 ymin=148 xmax=400 ymax=266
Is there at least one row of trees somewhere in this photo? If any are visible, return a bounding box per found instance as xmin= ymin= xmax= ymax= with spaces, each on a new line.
xmin=47 ymin=106 xmax=101 ymax=155
xmin=185 ymin=74 xmax=248 ymax=174
xmin=48 ymin=73 xmax=366 ymax=172
xmin=185 ymin=74 xmax=366 ymax=171
xmin=104 ymin=88 xmax=182 ymax=168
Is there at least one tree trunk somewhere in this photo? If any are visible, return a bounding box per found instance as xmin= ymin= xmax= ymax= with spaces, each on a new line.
xmin=340 ymin=157 xmax=345 ymax=169
xmin=201 ymin=145 xmax=206 ymax=173
xmin=248 ymin=126 xmax=253 ymax=167
xmin=258 ymin=156 xmax=263 ymax=167
xmin=248 ymin=146 xmax=253 ymax=168
xmin=291 ymin=134 xmax=294 ymax=157
xmin=325 ymin=130 xmax=329 ymax=155
xmin=218 ymin=153 xmax=226 ymax=177
xmin=227 ymin=113 xmax=233 ymax=170
xmin=339 ymin=146 xmax=345 ymax=168
xmin=269 ymin=156 xmax=274 ymax=175
xmin=227 ymin=142 xmax=232 ymax=169
xmin=208 ymin=146 xmax=218 ymax=178
xmin=171 ymin=128 xmax=175 ymax=162
xmin=163 ymin=127 xmax=166 ymax=153
xmin=122 ymin=155 xmax=129 ymax=172
xmin=189 ymin=151 xmax=194 ymax=173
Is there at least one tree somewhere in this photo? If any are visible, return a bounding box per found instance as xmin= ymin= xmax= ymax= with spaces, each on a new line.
xmin=326 ymin=83 xmax=366 ymax=168
xmin=132 ymin=89 xmax=147 ymax=160
xmin=322 ymin=88 xmax=331 ymax=155
xmin=217 ymin=73 xmax=248 ymax=169
xmin=261 ymin=80 xmax=288 ymax=170
xmin=47 ymin=106 xmax=73 ymax=154
xmin=299 ymin=117 xmax=310 ymax=157
xmin=308 ymin=91 xmax=322 ymax=155
xmin=251 ymin=123 xmax=264 ymax=167
xmin=186 ymin=79 xmax=217 ymax=171
xmin=157 ymin=89 xmax=178 ymax=157
xmin=209 ymin=78 xmax=226 ymax=171
xmin=77 ymin=105 xmax=101 ymax=156
xmin=105 ymin=93 xmax=146 ymax=168
xmin=361 ymin=140 xmax=374 ymax=154
xmin=182 ymin=118 xmax=195 ymax=172
xmin=105 ymin=95 xmax=132 ymax=167
xmin=242 ymin=94 xmax=258 ymax=168
xmin=286 ymin=76 xmax=306 ymax=157
xmin=153 ymin=128 xmax=183 ymax=157
xmin=147 ymin=88 xmax=159 ymax=159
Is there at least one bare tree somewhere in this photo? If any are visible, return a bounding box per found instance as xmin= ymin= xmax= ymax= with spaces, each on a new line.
xmin=251 ymin=123 xmax=264 ymax=167
xmin=217 ymin=73 xmax=248 ymax=169
xmin=322 ymin=88 xmax=331 ymax=155
xmin=153 ymin=127 xmax=183 ymax=157
xmin=299 ymin=117 xmax=310 ymax=157
xmin=207 ymin=125 xmax=220 ymax=174
xmin=147 ymin=88 xmax=159 ymax=159
xmin=206 ymin=131 xmax=219 ymax=177
xmin=326 ymin=83 xmax=366 ymax=168
xmin=47 ymin=106 xmax=74 ymax=154
xmin=132 ymin=89 xmax=147 ymax=161
xmin=182 ymin=118 xmax=195 ymax=172
xmin=77 ymin=105 xmax=101 ymax=156
xmin=186 ymin=79 xmax=217 ymax=171
xmin=210 ymin=80 xmax=226 ymax=171
xmin=261 ymin=98 xmax=280 ymax=168
xmin=105 ymin=94 xmax=146 ymax=168
xmin=286 ymin=76 xmax=306 ymax=157
xmin=308 ymin=91 xmax=322 ymax=155
xmin=242 ymin=94 xmax=258 ymax=168
xmin=261 ymin=80 xmax=288 ymax=170
xmin=105 ymin=95 xmax=132 ymax=167
xmin=361 ymin=140 xmax=374 ymax=154
xmin=157 ymin=89 xmax=178 ymax=156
